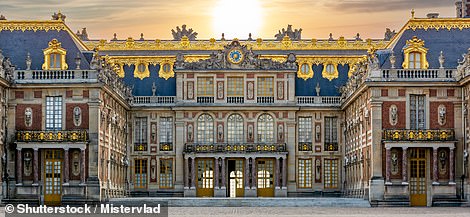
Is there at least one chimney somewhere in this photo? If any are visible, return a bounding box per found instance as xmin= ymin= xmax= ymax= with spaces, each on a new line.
xmin=426 ymin=13 xmax=439 ymax=18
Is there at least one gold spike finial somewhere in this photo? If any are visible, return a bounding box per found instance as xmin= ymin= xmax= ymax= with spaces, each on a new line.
xmin=411 ymin=9 xmax=415 ymax=19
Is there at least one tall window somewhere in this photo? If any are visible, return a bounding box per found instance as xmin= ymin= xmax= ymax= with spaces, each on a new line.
xmin=227 ymin=114 xmax=244 ymax=143
xmin=408 ymin=52 xmax=422 ymax=69
xmin=134 ymin=159 xmax=147 ymax=189
xmin=49 ymin=53 xmax=61 ymax=69
xmin=227 ymin=77 xmax=244 ymax=97
xmin=45 ymin=96 xmax=62 ymax=131
xmin=257 ymin=114 xmax=274 ymax=143
xmin=197 ymin=77 xmax=214 ymax=96
xmin=134 ymin=117 xmax=148 ymax=151
xmin=324 ymin=117 xmax=338 ymax=151
xmin=197 ymin=114 xmax=214 ymax=143
xmin=257 ymin=77 xmax=274 ymax=97
xmin=298 ymin=117 xmax=312 ymax=143
xmin=159 ymin=159 xmax=173 ymax=188
xmin=298 ymin=159 xmax=312 ymax=188
xmin=159 ymin=117 xmax=173 ymax=144
xmin=410 ymin=95 xmax=426 ymax=130
xmin=324 ymin=159 xmax=338 ymax=189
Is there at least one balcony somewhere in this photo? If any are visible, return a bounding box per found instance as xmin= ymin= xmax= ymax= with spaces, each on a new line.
xmin=16 ymin=130 xmax=88 ymax=143
xmin=382 ymin=129 xmax=455 ymax=141
xmin=380 ymin=69 xmax=455 ymax=81
xmin=131 ymin=96 xmax=175 ymax=106
xmin=159 ymin=142 xmax=173 ymax=151
xmin=183 ymin=143 xmax=287 ymax=153
xmin=14 ymin=70 xmax=98 ymax=84
xmin=324 ymin=142 xmax=339 ymax=151
xmin=296 ymin=96 xmax=341 ymax=106
xmin=298 ymin=142 xmax=313 ymax=151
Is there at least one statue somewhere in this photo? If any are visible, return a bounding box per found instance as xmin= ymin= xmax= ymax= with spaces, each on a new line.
xmin=439 ymin=51 xmax=445 ymax=69
xmin=25 ymin=108 xmax=33 ymax=127
xmin=389 ymin=51 xmax=396 ymax=69
xmin=171 ymin=24 xmax=198 ymax=41
xmin=0 ymin=14 xmax=6 ymax=20
xmin=151 ymin=82 xmax=157 ymax=96
xmin=438 ymin=105 xmax=446 ymax=126
xmin=315 ymin=83 xmax=321 ymax=96
xmin=457 ymin=48 xmax=470 ymax=78
xmin=384 ymin=28 xmax=396 ymax=41
xmin=389 ymin=105 xmax=398 ymax=126
xmin=275 ymin=25 xmax=302 ymax=41
xmin=25 ymin=52 xmax=32 ymax=70
xmin=391 ymin=151 xmax=398 ymax=175
xmin=368 ymin=50 xmax=380 ymax=71
xmin=51 ymin=11 xmax=66 ymax=21
xmin=73 ymin=107 xmax=82 ymax=127
xmin=76 ymin=28 xmax=89 ymax=41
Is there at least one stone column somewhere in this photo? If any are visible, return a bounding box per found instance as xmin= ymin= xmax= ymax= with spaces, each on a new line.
xmin=275 ymin=157 xmax=281 ymax=188
xmin=402 ymin=147 xmax=408 ymax=184
xmin=449 ymin=147 xmax=455 ymax=184
xmin=16 ymin=148 xmax=22 ymax=185
xmin=64 ymin=148 xmax=70 ymax=184
xmin=191 ymin=157 xmax=196 ymax=188
xmin=80 ymin=148 xmax=86 ymax=184
xmin=220 ymin=158 xmax=226 ymax=188
xmin=251 ymin=157 xmax=257 ymax=189
xmin=214 ymin=157 xmax=219 ymax=188
xmin=282 ymin=156 xmax=287 ymax=188
xmin=184 ymin=157 xmax=189 ymax=188
xmin=385 ymin=147 xmax=391 ymax=184
xmin=433 ymin=147 xmax=439 ymax=185
xmin=245 ymin=157 xmax=250 ymax=189
xmin=33 ymin=148 xmax=39 ymax=185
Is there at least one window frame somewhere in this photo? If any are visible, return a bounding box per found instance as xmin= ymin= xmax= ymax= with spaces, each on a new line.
xmin=45 ymin=96 xmax=63 ymax=131
xmin=197 ymin=114 xmax=214 ymax=144
xmin=257 ymin=114 xmax=274 ymax=143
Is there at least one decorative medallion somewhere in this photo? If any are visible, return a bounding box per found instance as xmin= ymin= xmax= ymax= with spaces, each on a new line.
xmin=73 ymin=107 xmax=82 ymax=127
xmin=24 ymin=107 xmax=32 ymax=127
xmin=227 ymin=48 xmax=244 ymax=64
xmin=389 ymin=105 xmax=398 ymax=126
xmin=438 ymin=104 xmax=446 ymax=126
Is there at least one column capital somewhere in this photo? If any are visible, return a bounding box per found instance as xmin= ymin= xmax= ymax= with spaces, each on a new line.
xmin=16 ymin=147 xmax=22 ymax=151
xmin=385 ymin=147 xmax=392 ymax=150
xmin=433 ymin=146 xmax=439 ymax=151
xmin=402 ymin=146 xmax=408 ymax=150
xmin=33 ymin=147 xmax=39 ymax=151
xmin=80 ymin=147 xmax=86 ymax=151
xmin=64 ymin=147 xmax=70 ymax=151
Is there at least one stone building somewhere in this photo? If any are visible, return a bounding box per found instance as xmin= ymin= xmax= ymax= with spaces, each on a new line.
xmin=0 ymin=7 xmax=469 ymax=206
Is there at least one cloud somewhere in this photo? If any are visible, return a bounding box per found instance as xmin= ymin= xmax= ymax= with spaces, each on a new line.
xmin=324 ymin=0 xmax=453 ymax=13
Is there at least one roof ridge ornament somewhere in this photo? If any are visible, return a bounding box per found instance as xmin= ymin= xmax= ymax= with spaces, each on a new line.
xmin=52 ymin=11 xmax=66 ymax=22
xmin=275 ymin=25 xmax=302 ymax=41
xmin=457 ymin=48 xmax=470 ymax=78
xmin=0 ymin=14 xmax=6 ymax=20
xmin=171 ymin=24 xmax=198 ymax=41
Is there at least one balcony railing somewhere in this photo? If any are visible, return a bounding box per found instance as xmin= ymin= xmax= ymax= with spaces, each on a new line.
xmin=257 ymin=97 xmax=274 ymax=104
xmin=184 ymin=143 xmax=287 ymax=153
xmin=298 ymin=142 xmax=313 ymax=151
xmin=380 ymin=69 xmax=455 ymax=81
xmin=324 ymin=142 xmax=339 ymax=152
xmin=296 ymin=96 xmax=341 ymax=106
xmin=16 ymin=130 xmax=88 ymax=142
xmin=382 ymin=129 xmax=455 ymax=141
xmin=131 ymin=96 xmax=175 ymax=106
xmin=14 ymin=70 xmax=98 ymax=83
xmin=227 ymin=97 xmax=244 ymax=104
xmin=197 ymin=97 xmax=215 ymax=104
xmin=134 ymin=143 xmax=148 ymax=152
xmin=159 ymin=142 xmax=173 ymax=151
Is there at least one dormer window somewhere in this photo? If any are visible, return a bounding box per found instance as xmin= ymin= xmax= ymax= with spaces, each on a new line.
xmin=402 ymin=36 xmax=429 ymax=69
xmin=42 ymin=39 xmax=68 ymax=70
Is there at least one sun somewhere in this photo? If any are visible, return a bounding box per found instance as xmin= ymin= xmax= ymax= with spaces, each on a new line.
xmin=212 ymin=0 xmax=263 ymax=39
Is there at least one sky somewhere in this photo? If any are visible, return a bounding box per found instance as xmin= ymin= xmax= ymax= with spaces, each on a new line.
xmin=0 ymin=0 xmax=457 ymax=40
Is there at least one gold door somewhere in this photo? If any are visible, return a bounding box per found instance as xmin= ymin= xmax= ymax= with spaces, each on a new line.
xmin=410 ymin=148 xmax=427 ymax=206
xmin=229 ymin=159 xmax=244 ymax=197
xmin=257 ymin=159 xmax=274 ymax=197
xmin=196 ymin=159 xmax=214 ymax=197
xmin=44 ymin=150 xmax=63 ymax=206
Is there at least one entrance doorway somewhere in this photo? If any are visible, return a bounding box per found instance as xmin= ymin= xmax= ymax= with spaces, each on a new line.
xmin=257 ymin=159 xmax=274 ymax=197
xmin=196 ymin=158 xmax=214 ymax=197
xmin=44 ymin=149 xmax=63 ymax=206
xmin=410 ymin=148 xmax=427 ymax=206
xmin=228 ymin=159 xmax=244 ymax=197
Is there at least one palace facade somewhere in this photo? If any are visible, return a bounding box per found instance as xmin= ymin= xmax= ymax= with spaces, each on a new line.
xmin=1 ymin=5 xmax=470 ymax=207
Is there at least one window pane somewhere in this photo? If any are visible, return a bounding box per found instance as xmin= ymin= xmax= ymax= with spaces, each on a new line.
xmin=298 ymin=117 xmax=312 ymax=143
xmin=197 ymin=114 xmax=214 ymax=143
xmin=227 ymin=114 xmax=244 ymax=143
xmin=197 ymin=77 xmax=214 ymax=96
xmin=45 ymin=96 xmax=62 ymax=131
xmin=227 ymin=77 xmax=244 ymax=96
xmin=257 ymin=77 xmax=274 ymax=97
xmin=159 ymin=117 xmax=173 ymax=144
xmin=257 ymin=114 xmax=274 ymax=143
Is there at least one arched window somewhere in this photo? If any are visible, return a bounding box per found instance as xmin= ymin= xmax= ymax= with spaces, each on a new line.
xmin=42 ymin=39 xmax=68 ymax=70
xmin=402 ymin=36 xmax=429 ymax=69
xmin=197 ymin=114 xmax=214 ymax=144
xmin=257 ymin=114 xmax=274 ymax=143
xmin=227 ymin=114 xmax=244 ymax=143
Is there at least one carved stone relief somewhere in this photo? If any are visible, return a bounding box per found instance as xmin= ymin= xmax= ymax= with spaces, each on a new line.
xmin=315 ymin=123 xmax=321 ymax=142
xmin=247 ymin=81 xmax=254 ymax=100
xmin=389 ymin=105 xmax=398 ymax=126
xmin=217 ymin=123 xmax=224 ymax=142
xmin=391 ymin=149 xmax=399 ymax=175
xmin=25 ymin=107 xmax=32 ymax=127
xmin=151 ymin=158 xmax=157 ymax=181
xmin=278 ymin=124 xmax=284 ymax=141
xmin=151 ymin=122 xmax=157 ymax=144
xmin=23 ymin=150 xmax=33 ymax=176
xmin=187 ymin=81 xmax=194 ymax=100
xmin=73 ymin=107 xmax=82 ymax=127
xmin=72 ymin=150 xmax=80 ymax=176
xmin=315 ymin=158 xmax=321 ymax=181
xmin=187 ymin=123 xmax=193 ymax=142
xmin=438 ymin=149 xmax=448 ymax=176
xmin=277 ymin=81 xmax=284 ymax=100
xmin=438 ymin=104 xmax=446 ymax=126
xmin=217 ymin=81 xmax=224 ymax=100
xmin=248 ymin=123 xmax=254 ymax=141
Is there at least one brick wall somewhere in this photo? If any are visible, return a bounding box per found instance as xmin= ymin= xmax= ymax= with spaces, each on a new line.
xmin=382 ymin=101 xmax=406 ymax=129
xmin=65 ymin=103 xmax=89 ymax=130
xmin=16 ymin=104 xmax=42 ymax=130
